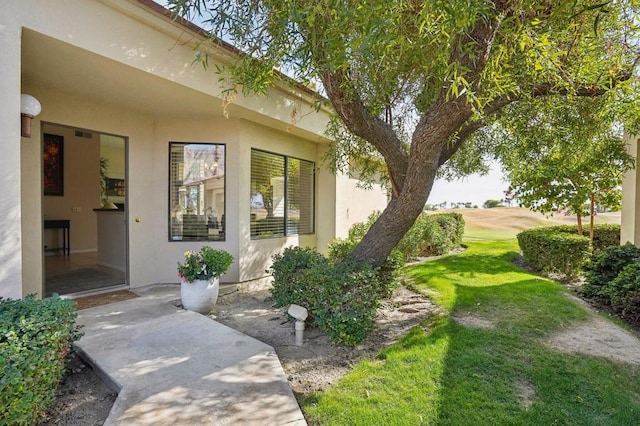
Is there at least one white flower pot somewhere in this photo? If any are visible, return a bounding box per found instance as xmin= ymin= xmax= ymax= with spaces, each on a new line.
xmin=180 ymin=277 xmax=220 ymax=314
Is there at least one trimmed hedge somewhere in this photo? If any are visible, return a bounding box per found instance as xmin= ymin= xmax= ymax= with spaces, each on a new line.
xmin=1 ymin=295 xmax=82 ymax=425
xmin=517 ymin=228 xmax=591 ymax=279
xmin=302 ymin=259 xmax=384 ymax=346
xmin=269 ymin=246 xmax=326 ymax=307
xmin=543 ymin=224 xmax=621 ymax=252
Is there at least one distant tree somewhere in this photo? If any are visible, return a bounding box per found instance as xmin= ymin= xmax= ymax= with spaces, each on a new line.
xmin=424 ymin=204 xmax=437 ymax=211
xmin=170 ymin=0 xmax=640 ymax=267
xmin=483 ymin=199 xmax=504 ymax=209
xmin=495 ymin=97 xmax=634 ymax=241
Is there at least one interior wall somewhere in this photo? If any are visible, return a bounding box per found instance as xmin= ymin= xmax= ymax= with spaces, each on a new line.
xmin=100 ymin=134 xmax=126 ymax=204
xmin=42 ymin=123 xmax=100 ymax=253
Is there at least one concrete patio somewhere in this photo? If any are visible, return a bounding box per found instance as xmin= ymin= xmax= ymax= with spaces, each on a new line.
xmin=76 ymin=284 xmax=306 ymax=425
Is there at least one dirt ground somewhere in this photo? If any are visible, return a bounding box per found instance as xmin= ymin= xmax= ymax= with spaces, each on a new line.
xmin=43 ymin=351 xmax=117 ymax=425
xmin=46 ymin=268 xmax=640 ymax=424
xmin=211 ymin=282 xmax=439 ymax=395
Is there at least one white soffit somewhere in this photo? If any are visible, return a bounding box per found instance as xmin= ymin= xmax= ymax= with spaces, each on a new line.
xmin=21 ymin=29 xmax=224 ymax=118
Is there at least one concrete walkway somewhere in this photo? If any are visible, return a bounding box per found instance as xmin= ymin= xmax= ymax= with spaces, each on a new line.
xmin=76 ymin=284 xmax=306 ymax=425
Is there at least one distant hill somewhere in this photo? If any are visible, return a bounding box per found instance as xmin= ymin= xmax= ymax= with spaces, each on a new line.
xmin=434 ymin=207 xmax=621 ymax=238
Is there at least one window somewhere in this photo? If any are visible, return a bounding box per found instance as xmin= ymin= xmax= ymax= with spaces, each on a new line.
xmin=169 ymin=143 xmax=225 ymax=241
xmin=250 ymin=149 xmax=314 ymax=239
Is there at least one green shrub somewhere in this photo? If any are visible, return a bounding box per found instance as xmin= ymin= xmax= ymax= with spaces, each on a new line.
xmin=303 ymin=260 xmax=384 ymax=346
xmin=327 ymin=239 xmax=357 ymax=263
xmin=270 ymin=247 xmax=386 ymax=346
xmin=346 ymin=211 xmax=422 ymax=261
xmin=269 ymin=246 xmax=326 ymax=308
xmin=580 ymin=242 xmax=640 ymax=300
xmin=347 ymin=211 xmax=380 ymax=241
xmin=421 ymin=212 xmax=465 ymax=256
xmin=328 ymin=239 xmax=402 ymax=296
xmin=0 ymin=295 xmax=82 ymax=425
xmin=419 ymin=215 xmax=449 ymax=256
xmin=395 ymin=213 xmax=429 ymax=260
xmin=433 ymin=212 xmax=465 ymax=247
xmin=346 ymin=210 xmax=465 ymax=261
xmin=606 ymin=262 xmax=640 ymax=321
xmin=517 ymin=228 xmax=591 ymax=279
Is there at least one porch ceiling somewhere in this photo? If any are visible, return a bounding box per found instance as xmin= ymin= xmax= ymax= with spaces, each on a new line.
xmin=21 ymin=29 xmax=224 ymax=118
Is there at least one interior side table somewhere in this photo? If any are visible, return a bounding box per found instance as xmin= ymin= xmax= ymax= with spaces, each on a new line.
xmin=44 ymin=219 xmax=70 ymax=255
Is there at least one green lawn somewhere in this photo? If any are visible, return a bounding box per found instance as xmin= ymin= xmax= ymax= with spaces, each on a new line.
xmin=302 ymin=240 xmax=640 ymax=425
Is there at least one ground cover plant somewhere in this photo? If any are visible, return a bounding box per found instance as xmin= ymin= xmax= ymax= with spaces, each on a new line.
xmin=302 ymin=240 xmax=640 ymax=425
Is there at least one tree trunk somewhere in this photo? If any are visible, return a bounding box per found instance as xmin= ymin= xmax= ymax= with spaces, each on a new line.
xmin=349 ymin=163 xmax=438 ymax=266
xmin=576 ymin=214 xmax=583 ymax=235
xmin=589 ymin=194 xmax=595 ymax=244
xmin=350 ymin=99 xmax=472 ymax=267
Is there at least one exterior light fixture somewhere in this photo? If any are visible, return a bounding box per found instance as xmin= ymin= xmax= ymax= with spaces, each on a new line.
xmin=20 ymin=94 xmax=42 ymax=138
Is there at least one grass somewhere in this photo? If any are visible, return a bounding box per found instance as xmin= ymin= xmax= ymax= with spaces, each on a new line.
xmin=302 ymin=240 xmax=640 ymax=425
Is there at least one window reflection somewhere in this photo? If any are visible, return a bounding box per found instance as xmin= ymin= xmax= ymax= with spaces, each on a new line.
xmin=169 ymin=143 xmax=225 ymax=241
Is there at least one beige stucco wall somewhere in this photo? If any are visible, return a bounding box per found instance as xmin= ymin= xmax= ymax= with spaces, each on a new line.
xmin=335 ymin=174 xmax=389 ymax=239
xmin=621 ymin=135 xmax=640 ymax=246
xmin=20 ymin=125 xmax=43 ymax=297
xmin=1 ymin=14 xmax=24 ymax=299
xmin=152 ymin=116 xmax=242 ymax=283
xmin=237 ymin=121 xmax=319 ymax=282
xmin=1 ymin=0 xmax=386 ymax=297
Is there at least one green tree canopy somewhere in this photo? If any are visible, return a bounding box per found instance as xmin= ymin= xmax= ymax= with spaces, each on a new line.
xmin=169 ymin=0 xmax=640 ymax=266
xmin=502 ymin=97 xmax=635 ymax=238
xmin=447 ymin=94 xmax=637 ymax=240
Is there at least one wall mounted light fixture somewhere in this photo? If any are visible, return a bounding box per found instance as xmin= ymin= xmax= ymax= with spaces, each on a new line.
xmin=20 ymin=94 xmax=42 ymax=138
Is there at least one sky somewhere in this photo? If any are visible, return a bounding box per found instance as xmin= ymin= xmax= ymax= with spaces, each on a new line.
xmin=428 ymin=163 xmax=509 ymax=208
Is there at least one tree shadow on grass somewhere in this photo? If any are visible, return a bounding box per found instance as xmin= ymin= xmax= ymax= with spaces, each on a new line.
xmin=305 ymin=241 xmax=640 ymax=425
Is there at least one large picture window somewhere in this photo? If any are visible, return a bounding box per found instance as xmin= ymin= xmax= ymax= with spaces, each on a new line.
xmin=169 ymin=143 xmax=225 ymax=241
xmin=250 ymin=149 xmax=314 ymax=239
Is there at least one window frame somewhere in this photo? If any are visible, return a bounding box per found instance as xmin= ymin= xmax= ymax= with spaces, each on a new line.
xmin=168 ymin=142 xmax=227 ymax=242
xmin=250 ymin=148 xmax=315 ymax=240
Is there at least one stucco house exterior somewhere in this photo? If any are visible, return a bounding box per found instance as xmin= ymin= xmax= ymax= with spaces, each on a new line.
xmin=622 ymin=135 xmax=640 ymax=246
xmin=0 ymin=0 xmax=388 ymax=299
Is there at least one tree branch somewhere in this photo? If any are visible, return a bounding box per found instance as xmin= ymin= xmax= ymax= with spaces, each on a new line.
xmin=320 ymin=69 xmax=410 ymax=193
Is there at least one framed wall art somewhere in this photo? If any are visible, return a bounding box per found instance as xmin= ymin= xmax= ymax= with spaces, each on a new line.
xmin=43 ymin=133 xmax=64 ymax=196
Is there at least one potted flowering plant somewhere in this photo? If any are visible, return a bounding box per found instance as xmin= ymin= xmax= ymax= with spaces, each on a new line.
xmin=177 ymin=246 xmax=233 ymax=314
